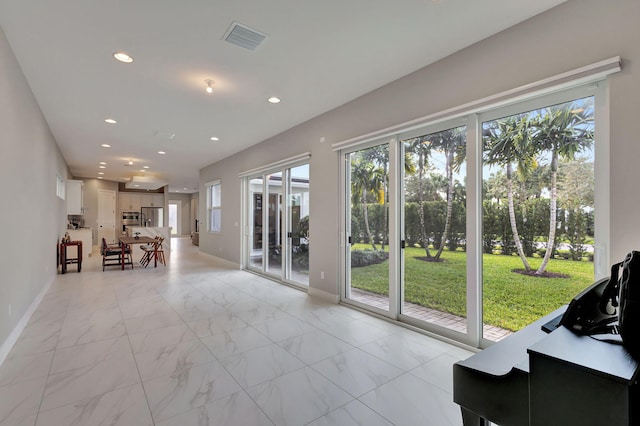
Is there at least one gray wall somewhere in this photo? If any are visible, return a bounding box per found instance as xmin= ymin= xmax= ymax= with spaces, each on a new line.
xmin=0 ymin=27 xmax=69 ymax=347
xmin=200 ymin=0 xmax=640 ymax=297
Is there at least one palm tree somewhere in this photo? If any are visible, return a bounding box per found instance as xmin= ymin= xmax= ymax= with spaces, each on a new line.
xmin=531 ymin=100 xmax=594 ymax=274
xmin=362 ymin=146 xmax=390 ymax=249
xmin=484 ymin=114 xmax=538 ymax=272
xmin=404 ymin=136 xmax=434 ymax=257
xmin=429 ymin=127 xmax=466 ymax=260
xmin=350 ymin=154 xmax=385 ymax=250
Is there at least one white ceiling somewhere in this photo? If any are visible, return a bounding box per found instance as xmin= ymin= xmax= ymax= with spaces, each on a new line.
xmin=0 ymin=0 xmax=566 ymax=193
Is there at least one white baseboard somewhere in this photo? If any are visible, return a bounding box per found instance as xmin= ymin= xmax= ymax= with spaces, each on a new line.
xmin=308 ymin=287 xmax=340 ymax=303
xmin=0 ymin=277 xmax=54 ymax=366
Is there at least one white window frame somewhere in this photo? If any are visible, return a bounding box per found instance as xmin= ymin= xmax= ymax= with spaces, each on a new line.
xmin=56 ymin=174 xmax=65 ymax=200
xmin=334 ymin=58 xmax=617 ymax=349
xmin=206 ymin=180 xmax=221 ymax=233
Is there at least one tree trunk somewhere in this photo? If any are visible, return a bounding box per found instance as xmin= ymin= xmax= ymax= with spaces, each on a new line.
xmin=537 ymin=152 xmax=558 ymax=274
xmin=417 ymin=156 xmax=432 ymax=257
xmin=507 ymin=164 xmax=531 ymax=271
xmin=362 ymin=192 xmax=377 ymax=251
xmin=435 ymin=149 xmax=454 ymax=259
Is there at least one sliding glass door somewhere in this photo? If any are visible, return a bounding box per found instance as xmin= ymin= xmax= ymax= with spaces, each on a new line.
xmin=339 ymin=84 xmax=603 ymax=347
xmin=399 ymin=123 xmax=467 ymax=334
xmin=344 ymin=142 xmax=391 ymax=313
xmin=245 ymin=162 xmax=310 ymax=286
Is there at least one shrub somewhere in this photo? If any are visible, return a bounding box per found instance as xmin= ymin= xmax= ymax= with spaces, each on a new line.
xmin=351 ymin=250 xmax=389 ymax=267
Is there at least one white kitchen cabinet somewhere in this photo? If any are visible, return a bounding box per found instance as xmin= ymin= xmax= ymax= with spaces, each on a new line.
xmin=151 ymin=194 xmax=164 ymax=207
xmin=119 ymin=193 xmax=132 ymax=212
xmin=139 ymin=194 xmax=153 ymax=208
xmin=66 ymin=180 xmax=83 ymax=215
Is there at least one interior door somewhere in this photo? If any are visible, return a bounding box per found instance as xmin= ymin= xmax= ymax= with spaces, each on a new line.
xmin=98 ymin=190 xmax=117 ymax=244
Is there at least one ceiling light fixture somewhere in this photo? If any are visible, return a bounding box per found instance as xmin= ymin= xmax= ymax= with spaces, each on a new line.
xmin=210 ymin=136 xmax=219 ymax=141
xmin=128 ymin=160 xmax=134 ymax=165
xmin=101 ymin=144 xmax=111 ymax=148
xmin=99 ymin=162 xmax=107 ymax=165
xmin=268 ymin=97 xmax=281 ymax=104
xmin=113 ymin=52 xmax=133 ymax=63
xmin=205 ymin=79 xmax=214 ymax=94
xmin=98 ymin=172 xmax=104 ymax=175
xmin=143 ymin=165 xmax=150 ymax=169
xmin=99 ymin=165 xmax=106 ymax=169
xmin=158 ymin=151 xmax=166 ymax=155
xmin=104 ymin=118 xmax=117 ymax=124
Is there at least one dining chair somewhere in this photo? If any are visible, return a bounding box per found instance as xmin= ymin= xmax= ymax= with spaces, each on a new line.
xmin=101 ymin=238 xmax=132 ymax=270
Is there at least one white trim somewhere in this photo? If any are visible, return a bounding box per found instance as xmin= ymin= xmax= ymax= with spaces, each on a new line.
xmin=332 ymin=56 xmax=621 ymax=152
xmin=0 ymin=277 xmax=54 ymax=366
xmin=308 ymin=287 xmax=340 ymax=303
xmin=238 ymin=152 xmax=311 ymax=178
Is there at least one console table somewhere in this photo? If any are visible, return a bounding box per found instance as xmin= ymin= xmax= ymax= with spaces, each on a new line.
xmin=59 ymin=240 xmax=82 ymax=273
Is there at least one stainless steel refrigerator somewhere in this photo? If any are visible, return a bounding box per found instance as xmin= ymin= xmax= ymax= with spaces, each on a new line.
xmin=140 ymin=207 xmax=164 ymax=227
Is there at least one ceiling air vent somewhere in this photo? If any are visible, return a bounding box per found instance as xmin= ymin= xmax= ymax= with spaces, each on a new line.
xmin=223 ymin=21 xmax=267 ymax=51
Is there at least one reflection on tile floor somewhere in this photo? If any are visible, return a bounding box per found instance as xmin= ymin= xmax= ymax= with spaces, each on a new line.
xmin=0 ymin=237 xmax=473 ymax=426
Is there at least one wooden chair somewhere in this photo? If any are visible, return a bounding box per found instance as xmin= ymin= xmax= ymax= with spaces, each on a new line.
xmin=140 ymin=236 xmax=166 ymax=267
xmin=101 ymin=238 xmax=132 ymax=271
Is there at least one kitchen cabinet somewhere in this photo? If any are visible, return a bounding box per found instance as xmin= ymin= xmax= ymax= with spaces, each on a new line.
xmin=119 ymin=193 xmax=131 ymax=212
xmin=151 ymin=194 xmax=164 ymax=207
xmin=66 ymin=180 xmax=83 ymax=215
xmin=119 ymin=192 xmax=164 ymax=212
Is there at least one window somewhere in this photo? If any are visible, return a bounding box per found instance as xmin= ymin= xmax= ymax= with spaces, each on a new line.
xmin=56 ymin=174 xmax=65 ymax=199
xmin=206 ymin=180 xmax=221 ymax=233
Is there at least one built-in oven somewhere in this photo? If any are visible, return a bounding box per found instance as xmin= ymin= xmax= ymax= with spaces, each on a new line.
xmin=122 ymin=211 xmax=140 ymax=232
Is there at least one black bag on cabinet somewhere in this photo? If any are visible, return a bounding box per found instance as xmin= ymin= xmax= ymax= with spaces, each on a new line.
xmin=617 ymin=251 xmax=640 ymax=356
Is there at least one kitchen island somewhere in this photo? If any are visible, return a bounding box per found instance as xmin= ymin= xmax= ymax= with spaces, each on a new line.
xmin=127 ymin=227 xmax=171 ymax=251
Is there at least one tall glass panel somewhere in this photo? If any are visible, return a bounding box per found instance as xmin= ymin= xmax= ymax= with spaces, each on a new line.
xmin=401 ymin=125 xmax=467 ymax=333
xmin=288 ymin=164 xmax=310 ymax=285
xmin=481 ymin=96 xmax=595 ymax=341
xmin=347 ymin=144 xmax=390 ymax=312
xmin=266 ymin=172 xmax=283 ymax=276
xmin=249 ymin=177 xmax=263 ymax=269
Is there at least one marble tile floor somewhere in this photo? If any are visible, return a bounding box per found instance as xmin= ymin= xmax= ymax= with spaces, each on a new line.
xmin=0 ymin=237 xmax=474 ymax=426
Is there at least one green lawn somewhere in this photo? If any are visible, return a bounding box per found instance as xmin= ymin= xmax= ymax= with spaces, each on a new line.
xmin=350 ymin=246 xmax=594 ymax=331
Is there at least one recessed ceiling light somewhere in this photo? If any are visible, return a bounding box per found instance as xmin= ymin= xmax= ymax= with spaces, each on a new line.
xmin=113 ymin=52 xmax=133 ymax=63
xmin=139 ymin=169 xmax=146 ymax=172
xmin=268 ymin=97 xmax=281 ymax=104
xmin=101 ymin=144 xmax=111 ymax=148
xmin=158 ymin=151 xmax=166 ymax=155
xmin=104 ymin=118 xmax=117 ymax=124
xmin=128 ymin=160 xmax=134 ymax=165
xmin=143 ymin=165 xmax=150 ymax=169
xmin=98 ymin=172 xmax=104 ymax=175
xmin=134 ymin=184 xmax=140 ymax=187
xmin=183 ymin=187 xmax=187 ymax=190
xmin=210 ymin=136 xmax=219 ymax=141
xmin=99 ymin=165 xmax=106 ymax=169
xmin=99 ymin=162 xmax=107 ymax=165
xmin=98 ymin=176 xmax=103 ymax=179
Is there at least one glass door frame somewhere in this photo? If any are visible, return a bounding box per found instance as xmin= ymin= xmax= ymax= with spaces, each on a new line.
xmin=338 ymin=82 xmax=608 ymax=349
xmin=243 ymin=159 xmax=310 ymax=288
xmin=340 ymin=136 xmax=399 ymax=318
xmin=395 ymin=117 xmax=478 ymax=345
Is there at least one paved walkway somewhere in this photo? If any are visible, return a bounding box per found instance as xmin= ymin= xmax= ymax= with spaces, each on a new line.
xmin=350 ymin=288 xmax=512 ymax=341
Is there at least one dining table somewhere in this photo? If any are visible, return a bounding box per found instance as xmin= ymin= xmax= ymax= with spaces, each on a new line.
xmin=118 ymin=235 xmax=158 ymax=269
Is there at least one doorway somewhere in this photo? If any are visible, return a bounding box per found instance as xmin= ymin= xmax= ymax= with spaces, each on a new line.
xmin=168 ymin=200 xmax=182 ymax=235
xmin=97 ymin=190 xmax=116 ymax=244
